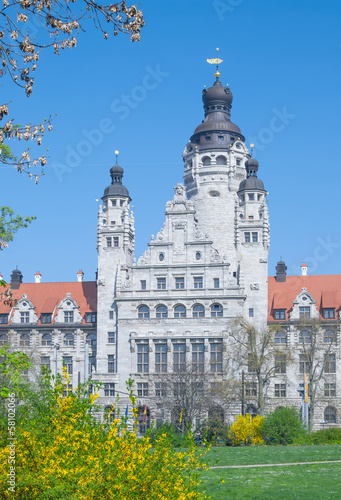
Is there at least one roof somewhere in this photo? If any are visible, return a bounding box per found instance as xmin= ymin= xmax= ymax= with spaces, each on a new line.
xmin=268 ymin=274 xmax=341 ymax=321
xmin=0 ymin=281 xmax=97 ymax=325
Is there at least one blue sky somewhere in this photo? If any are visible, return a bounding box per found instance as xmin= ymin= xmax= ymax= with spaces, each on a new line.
xmin=1 ymin=0 xmax=341 ymax=283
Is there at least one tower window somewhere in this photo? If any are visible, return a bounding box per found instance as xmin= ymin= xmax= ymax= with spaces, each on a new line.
xmin=106 ymin=237 xmax=112 ymax=247
xmin=252 ymin=232 xmax=258 ymax=242
xmin=249 ymin=308 xmax=254 ymax=317
xmin=236 ymin=158 xmax=242 ymax=166
xmin=214 ymin=278 xmax=220 ymax=288
xmin=248 ymin=216 xmax=254 ymax=220
xmin=248 ymin=194 xmax=254 ymax=201
xmin=159 ymin=253 xmax=165 ymax=262
xmin=111 ymin=200 xmax=116 ymax=206
xmin=111 ymin=221 xmax=116 ymax=225
xmin=108 ymin=332 xmax=116 ymax=344
xmin=113 ymin=237 xmax=119 ymax=247
xmin=120 ymin=200 xmax=124 ymax=207
xmin=245 ymin=232 xmax=250 ymax=243
xmin=195 ymin=252 xmax=201 ymax=260
xmin=218 ymin=135 xmax=224 ymax=143
xmin=205 ymin=136 xmax=211 ymax=142
xmin=109 ymin=311 xmax=114 ymax=320
xmin=141 ymin=280 xmax=146 ymax=290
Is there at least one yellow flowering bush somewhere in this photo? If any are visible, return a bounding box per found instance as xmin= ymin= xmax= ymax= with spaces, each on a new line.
xmin=0 ymin=369 xmax=209 ymax=499
xmin=228 ymin=414 xmax=264 ymax=446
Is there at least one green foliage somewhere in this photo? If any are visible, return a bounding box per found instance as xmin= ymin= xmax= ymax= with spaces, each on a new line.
xmin=296 ymin=427 xmax=341 ymax=445
xmin=146 ymin=421 xmax=190 ymax=448
xmin=261 ymin=407 xmax=306 ymax=445
xmin=0 ymin=143 xmax=15 ymax=162
xmin=0 ymin=206 xmax=36 ymax=249
xmin=0 ymin=346 xmax=32 ymax=398
xmin=197 ymin=416 xmax=230 ymax=445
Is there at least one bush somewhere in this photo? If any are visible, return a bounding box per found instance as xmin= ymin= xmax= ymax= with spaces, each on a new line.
xmin=228 ymin=414 xmax=264 ymax=446
xmin=296 ymin=427 xmax=341 ymax=445
xmin=261 ymin=407 xmax=306 ymax=445
xmin=197 ymin=416 xmax=230 ymax=445
xmin=145 ymin=421 xmax=189 ymax=448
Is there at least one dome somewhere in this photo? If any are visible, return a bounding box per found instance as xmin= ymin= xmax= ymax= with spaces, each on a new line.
xmin=245 ymin=157 xmax=259 ymax=169
xmin=238 ymin=176 xmax=265 ymax=191
xmin=193 ymin=114 xmax=242 ymax=135
xmin=102 ymin=158 xmax=131 ymax=201
xmin=110 ymin=163 xmax=124 ymax=176
xmin=202 ymin=80 xmax=233 ymax=109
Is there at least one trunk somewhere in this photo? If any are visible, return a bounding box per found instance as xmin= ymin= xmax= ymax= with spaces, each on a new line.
xmin=258 ymin=376 xmax=265 ymax=416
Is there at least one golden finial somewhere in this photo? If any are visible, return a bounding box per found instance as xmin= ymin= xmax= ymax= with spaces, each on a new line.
xmin=207 ymin=47 xmax=223 ymax=79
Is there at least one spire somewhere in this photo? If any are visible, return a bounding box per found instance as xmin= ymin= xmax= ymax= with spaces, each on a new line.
xmin=102 ymin=151 xmax=131 ymax=201
xmin=207 ymin=47 xmax=223 ymax=81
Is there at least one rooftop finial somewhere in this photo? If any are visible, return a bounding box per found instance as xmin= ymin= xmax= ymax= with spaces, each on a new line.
xmin=207 ymin=47 xmax=223 ymax=80
xmin=115 ymin=150 xmax=119 ymax=162
xmin=250 ymin=143 xmax=254 ymax=157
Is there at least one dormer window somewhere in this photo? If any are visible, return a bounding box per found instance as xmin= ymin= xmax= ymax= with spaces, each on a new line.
xmin=274 ymin=309 xmax=286 ymax=320
xmin=299 ymin=306 xmax=310 ymax=319
xmin=41 ymin=313 xmax=52 ymax=324
xmin=0 ymin=314 xmax=8 ymax=324
xmin=323 ymin=308 xmax=335 ymax=319
xmin=20 ymin=312 xmax=29 ymax=324
xmin=64 ymin=311 xmax=74 ymax=323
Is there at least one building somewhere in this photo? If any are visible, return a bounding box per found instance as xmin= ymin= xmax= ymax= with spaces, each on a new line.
xmin=1 ymin=69 xmax=340 ymax=431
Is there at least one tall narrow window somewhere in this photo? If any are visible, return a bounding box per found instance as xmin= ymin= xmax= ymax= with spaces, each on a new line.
xmin=244 ymin=232 xmax=250 ymax=243
xmin=137 ymin=344 xmax=149 ymax=373
xmin=108 ymin=354 xmax=115 ymax=373
xmin=108 ymin=332 xmax=116 ymax=344
xmin=210 ymin=343 xmax=222 ymax=372
xmin=41 ymin=356 xmax=50 ymax=371
xmin=106 ymin=237 xmax=112 ymax=247
xmin=213 ymin=278 xmax=220 ymax=288
xmin=141 ymin=280 xmax=146 ymax=290
xmin=252 ymin=232 xmax=258 ymax=243
xmin=275 ymin=354 xmax=286 ymax=374
xmin=173 ymin=343 xmax=186 ymax=372
xmin=155 ymin=343 xmax=167 ymax=373
xmin=192 ymin=343 xmax=204 ymax=373
xmin=113 ymin=237 xmax=119 ymax=247
xmin=299 ymin=354 xmax=310 ymax=374
xmin=325 ymin=353 xmax=336 ymax=374
xmin=63 ymin=356 xmax=73 ymax=375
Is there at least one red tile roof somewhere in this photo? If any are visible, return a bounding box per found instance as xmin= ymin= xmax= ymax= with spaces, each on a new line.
xmin=268 ymin=275 xmax=341 ymax=321
xmin=0 ymin=281 xmax=97 ymax=325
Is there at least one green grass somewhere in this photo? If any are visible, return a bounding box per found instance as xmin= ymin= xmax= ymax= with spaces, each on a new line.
xmin=199 ymin=445 xmax=341 ymax=499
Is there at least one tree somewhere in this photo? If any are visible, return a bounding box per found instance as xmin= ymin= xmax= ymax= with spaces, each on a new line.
xmin=261 ymin=406 xmax=305 ymax=445
xmin=0 ymin=206 xmax=36 ymax=249
xmin=1 ymin=0 xmax=144 ymax=177
xmin=297 ymin=318 xmax=337 ymax=432
xmin=228 ymin=318 xmax=293 ymax=416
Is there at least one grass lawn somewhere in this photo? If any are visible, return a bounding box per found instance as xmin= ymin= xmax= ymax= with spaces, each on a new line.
xmin=199 ymin=445 xmax=341 ymax=499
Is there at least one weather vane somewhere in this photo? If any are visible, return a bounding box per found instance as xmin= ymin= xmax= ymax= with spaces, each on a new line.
xmin=207 ymin=48 xmax=223 ymax=79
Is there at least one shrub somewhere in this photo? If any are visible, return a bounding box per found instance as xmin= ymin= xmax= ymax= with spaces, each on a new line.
xmin=261 ymin=407 xmax=306 ymax=445
xmin=197 ymin=416 xmax=230 ymax=445
xmin=297 ymin=427 xmax=341 ymax=445
xmin=228 ymin=414 xmax=264 ymax=446
xmin=145 ymin=421 xmax=189 ymax=448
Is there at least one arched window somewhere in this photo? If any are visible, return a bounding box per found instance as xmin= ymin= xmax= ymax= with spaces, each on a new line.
xmin=202 ymin=156 xmax=211 ymax=166
xmin=299 ymin=330 xmax=311 ymax=343
xmin=138 ymin=305 xmax=150 ymax=319
xmin=86 ymin=333 xmax=97 ymax=347
xmin=137 ymin=406 xmax=150 ymax=434
xmin=211 ymin=303 xmax=223 ymax=317
xmin=324 ymin=406 xmax=337 ymax=424
xmin=274 ymin=331 xmax=287 ymax=344
xmin=42 ymin=333 xmax=52 ymax=346
xmin=216 ymin=155 xmax=227 ymax=165
xmin=64 ymin=333 xmax=74 ymax=346
xmin=193 ymin=304 xmax=205 ymax=318
xmin=174 ymin=305 xmax=186 ymax=318
xmin=104 ymin=406 xmax=115 ymax=424
xmin=156 ymin=305 xmax=168 ymax=318
xmin=0 ymin=333 xmax=8 ymax=346
xmin=20 ymin=333 xmax=30 ymax=347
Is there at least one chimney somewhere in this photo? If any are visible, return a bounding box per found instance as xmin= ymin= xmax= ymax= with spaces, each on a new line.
xmin=34 ymin=272 xmax=42 ymax=283
xmin=301 ymin=263 xmax=308 ymax=276
xmin=77 ymin=270 xmax=84 ymax=283
xmin=275 ymin=258 xmax=287 ymax=282
xmin=10 ymin=267 xmax=23 ymax=289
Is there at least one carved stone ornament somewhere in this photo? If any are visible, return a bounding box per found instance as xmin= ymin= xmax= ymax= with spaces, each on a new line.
xmin=250 ymin=283 xmax=260 ymax=290
xmin=259 ymin=258 xmax=267 ymax=263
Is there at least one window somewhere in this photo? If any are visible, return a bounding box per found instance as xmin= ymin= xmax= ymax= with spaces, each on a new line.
xmin=248 ymin=215 xmax=254 ymax=220
xmin=323 ymin=308 xmax=335 ymax=319
xmin=157 ymin=278 xmax=166 ymax=290
xmin=20 ymin=312 xmax=29 ymax=324
xmin=205 ymin=136 xmax=211 ymax=142
xmin=156 ymin=305 xmax=168 ymax=318
xmin=0 ymin=334 xmax=9 ymax=346
xmin=89 ymin=356 xmax=96 ymax=373
xmin=248 ymin=193 xmax=254 ymax=201
xmin=213 ymin=278 xmax=219 ymax=288
xmin=218 ymin=135 xmax=224 ymax=143
xmin=41 ymin=313 xmax=52 ymax=324
xmin=41 ymin=356 xmax=50 ymax=371
xmin=299 ymin=306 xmax=310 ymax=319
xmin=106 ymin=237 xmax=112 ymax=247
xmin=252 ymin=232 xmax=258 ymax=243
xmin=236 ymin=158 xmax=241 ymax=166
xmin=155 ymin=343 xmax=167 ymax=373
xmin=85 ymin=312 xmax=97 ymax=323
xmin=141 ymin=280 xmax=146 ymax=290
xmin=19 ymin=333 xmax=30 ymax=347
xmin=211 ymin=303 xmax=223 ymax=317
xmin=194 ymin=276 xmax=203 ymax=289
xmin=159 ymin=253 xmax=165 ymax=261
xmin=195 ymin=252 xmax=201 ymax=260
xmin=64 ymin=311 xmax=74 ymax=323
xmin=249 ymin=308 xmax=254 ymax=318
xmin=244 ymin=232 xmax=250 ymax=243
xmin=155 ymin=382 xmax=167 ymax=397
xmin=64 ymin=333 xmax=74 ymax=346
xmin=109 ymin=310 xmax=114 ymax=320
xmin=324 ymin=383 xmax=336 ymax=397
xmin=210 ymin=343 xmax=222 ymax=372
xmin=63 ymin=356 xmax=73 ymax=375
xmin=299 ymin=330 xmax=311 ymax=343
xmin=86 ymin=333 xmax=97 ymax=347
xmin=111 ymin=199 xmax=116 ymax=206
xmin=325 ymin=353 xmax=336 ymax=374
xmin=299 ymin=354 xmax=310 ymax=374
xmin=108 ymin=332 xmax=116 ymax=344
xmin=104 ymin=383 xmax=115 ymax=397
xmin=248 ymin=353 xmax=256 ymax=373
xmin=324 ymin=330 xmax=336 ymax=343
xmin=0 ymin=314 xmax=8 ymax=324
xmin=324 ymin=406 xmax=337 ymax=424
xmin=137 ymin=382 xmax=149 ymax=397
xmin=42 ymin=333 xmax=52 ymax=346
xmin=137 ymin=344 xmax=149 ymax=373
xmin=104 ymin=406 xmax=115 ymax=423
xmin=245 ymin=382 xmax=257 ymax=397
xmin=275 ymin=354 xmax=286 ymax=374
xmin=175 ymin=277 xmax=184 ymax=289
xmin=274 ymin=384 xmax=286 ymax=397
xmin=108 ymin=354 xmax=115 ymax=373
xmin=173 ymin=343 xmax=186 ymax=372
xmin=192 ymin=343 xmax=204 ymax=373
xmin=274 ymin=331 xmax=287 ymax=344
xmin=174 ymin=305 xmax=186 ymax=318
xmin=193 ymin=304 xmax=205 ymax=317
xmin=113 ymin=237 xmax=119 ymax=247
xmin=274 ymin=309 xmax=286 ymax=320
xmin=120 ymin=200 xmax=124 ymax=207
xmin=138 ymin=305 xmax=150 ymax=319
